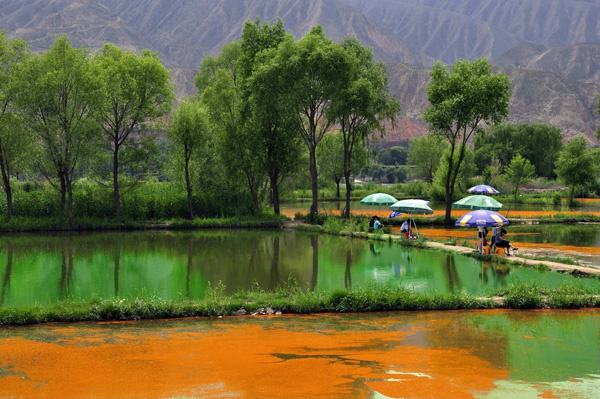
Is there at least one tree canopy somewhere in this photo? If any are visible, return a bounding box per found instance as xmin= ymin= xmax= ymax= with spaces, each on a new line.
xmin=423 ymin=59 xmax=511 ymax=224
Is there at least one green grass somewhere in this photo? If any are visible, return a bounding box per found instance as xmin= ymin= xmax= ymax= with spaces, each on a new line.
xmin=497 ymin=284 xmax=600 ymax=309
xmin=2 ymin=283 xmax=599 ymax=326
xmin=0 ymin=215 xmax=286 ymax=232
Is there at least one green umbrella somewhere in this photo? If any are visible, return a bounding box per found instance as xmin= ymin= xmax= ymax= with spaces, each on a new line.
xmin=453 ymin=195 xmax=503 ymax=211
xmin=390 ymin=199 xmax=433 ymax=214
xmin=360 ymin=193 xmax=398 ymax=206
xmin=389 ymin=199 xmax=433 ymax=239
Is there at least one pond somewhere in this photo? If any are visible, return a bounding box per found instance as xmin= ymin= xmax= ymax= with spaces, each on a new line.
xmin=418 ymin=224 xmax=600 ymax=265
xmin=0 ymin=310 xmax=598 ymax=398
xmin=0 ymin=230 xmax=597 ymax=307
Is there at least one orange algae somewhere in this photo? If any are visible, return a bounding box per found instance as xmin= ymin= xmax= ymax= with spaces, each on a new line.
xmin=0 ymin=317 xmax=508 ymax=399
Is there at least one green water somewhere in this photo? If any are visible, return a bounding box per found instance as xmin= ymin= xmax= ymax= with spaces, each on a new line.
xmin=0 ymin=230 xmax=598 ymax=307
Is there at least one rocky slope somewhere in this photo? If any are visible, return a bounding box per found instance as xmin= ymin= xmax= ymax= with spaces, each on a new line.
xmin=0 ymin=0 xmax=598 ymax=140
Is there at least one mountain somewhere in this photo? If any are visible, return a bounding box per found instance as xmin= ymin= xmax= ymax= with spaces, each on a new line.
xmin=495 ymin=43 xmax=600 ymax=82
xmin=0 ymin=0 xmax=598 ymax=141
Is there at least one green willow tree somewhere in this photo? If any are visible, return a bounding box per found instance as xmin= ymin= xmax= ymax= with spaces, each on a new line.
xmin=94 ymin=44 xmax=172 ymax=218
xmin=318 ymin=132 xmax=368 ymax=199
xmin=423 ymin=59 xmax=511 ymax=225
xmin=197 ymin=42 xmax=268 ymax=213
xmin=169 ymin=100 xmax=210 ymax=219
xmin=555 ymin=137 xmax=597 ymax=204
xmin=0 ymin=33 xmax=30 ymax=217
xmin=407 ymin=134 xmax=447 ymax=182
xmin=243 ymin=20 xmax=300 ymax=215
xmin=15 ymin=36 xmax=103 ymax=220
xmin=331 ymin=38 xmax=399 ymax=218
xmin=260 ymin=26 xmax=351 ymax=219
xmin=504 ymin=154 xmax=535 ymax=201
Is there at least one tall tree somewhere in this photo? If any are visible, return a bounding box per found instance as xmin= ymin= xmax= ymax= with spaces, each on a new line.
xmin=242 ymin=20 xmax=300 ymax=215
xmin=407 ymin=134 xmax=447 ymax=182
xmin=94 ymin=44 xmax=172 ymax=217
xmin=198 ymin=42 xmax=266 ymax=214
xmin=423 ymin=59 xmax=511 ymax=224
xmin=330 ymin=38 xmax=399 ymax=218
xmin=318 ymin=132 xmax=368 ymax=199
xmin=555 ymin=137 xmax=597 ymax=204
xmin=260 ymin=26 xmax=351 ymax=220
xmin=169 ymin=99 xmax=210 ymax=219
xmin=0 ymin=33 xmax=29 ymax=217
xmin=15 ymin=36 xmax=102 ymax=220
xmin=504 ymin=154 xmax=535 ymax=201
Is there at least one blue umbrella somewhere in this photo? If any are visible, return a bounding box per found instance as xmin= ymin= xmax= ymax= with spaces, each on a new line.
xmin=455 ymin=210 xmax=509 ymax=227
xmin=455 ymin=210 xmax=509 ymax=253
xmin=467 ymin=185 xmax=500 ymax=195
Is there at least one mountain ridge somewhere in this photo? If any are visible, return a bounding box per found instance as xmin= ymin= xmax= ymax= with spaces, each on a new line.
xmin=0 ymin=0 xmax=598 ymax=141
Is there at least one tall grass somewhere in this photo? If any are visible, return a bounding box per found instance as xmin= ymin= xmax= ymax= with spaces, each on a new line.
xmin=1 ymin=283 xmax=597 ymax=326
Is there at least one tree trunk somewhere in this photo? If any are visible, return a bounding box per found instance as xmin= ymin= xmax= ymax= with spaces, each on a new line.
xmin=343 ymin=173 xmax=352 ymax=219
xmin=0 ymin=149 xmax=13 ymax=218
xmin=112 ymin=144 xmax=121 ymax=218
xmin=59 ymin=171 xmax=67 ymax=218
xmin=308 ymin=145 xmax=319 ymax=220
xmin=335 ymin=178 xmax=341 ymax=199
xmin=66 ymin=175 xmax=73 ymax=223
xmin=184 ymin=153 xmax=193 ymax=219
xmin=270 ymin=171 xmax=280 ymax=215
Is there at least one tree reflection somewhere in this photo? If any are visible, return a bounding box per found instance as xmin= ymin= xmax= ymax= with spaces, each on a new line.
xmin=0 ymin=241 xmax=13 ymax=306
xmin=344 ymin=248 xmax=352 ymax=290
xmin=310 ymin=235 xmax=319 ymax=290
xmin=443 ymin=253 xmax=461 ymax=292
xmin=60 ymin=238 xmax=73 ymax=299
xmin=114 ymin=239 xmax=121 ymax=297
xmin=270 ymin=236 xmax=280 ymax=288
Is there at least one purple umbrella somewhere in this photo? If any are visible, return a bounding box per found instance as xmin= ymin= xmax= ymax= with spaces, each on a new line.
xmin=455 ymin=210 xmax=509 ymax=228
xmin=455 ymin=210 xmax=509 ymax=253
xmin=467 ymin=185 xmax=500 ymax=195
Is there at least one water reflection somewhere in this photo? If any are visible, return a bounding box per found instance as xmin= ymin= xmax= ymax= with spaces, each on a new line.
xmin=0 ymin=310 xmax=598 ymax=398
xmin=0 ymin=230 xmax=597 ymax=307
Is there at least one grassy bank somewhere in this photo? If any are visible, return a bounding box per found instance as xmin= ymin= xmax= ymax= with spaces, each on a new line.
xmin=0 ymin=215 xmax=285 ymax=233
xmin=1 ymin=284 xmax=599 ymax=326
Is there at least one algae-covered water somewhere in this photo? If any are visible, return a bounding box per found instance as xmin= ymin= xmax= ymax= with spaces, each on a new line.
xmin=0 ymin=310 xmax=598 ymax=398
xmin=0 ymin=230 xmax=597 ymax=307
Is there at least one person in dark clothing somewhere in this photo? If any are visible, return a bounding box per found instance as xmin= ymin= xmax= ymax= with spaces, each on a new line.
xmin=492 ymin=228 xmax=518 ymax=256
xmin=368 ymin=216 xmax=376 ymax=232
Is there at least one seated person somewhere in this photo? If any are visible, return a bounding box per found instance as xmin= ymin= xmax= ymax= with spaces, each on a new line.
xmin=373 ymin=217 xmax=383 ymax=231
xmin=400 ymin=219 xmax=410 ymax=239
xmin=368 ymin=216 xmax=376 ymax=232
xmin=492 ymin=228 xmax=518 ymax=256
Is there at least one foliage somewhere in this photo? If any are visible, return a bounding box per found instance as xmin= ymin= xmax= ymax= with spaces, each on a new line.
xmin=407 ymin=134 xmax=448 ymax=181
xmin=474 ymin=123 xmax=562 ymax=177
xmin=257 ymin=26 xmax=352 ymax=219
xmin=329 ymin=37 xmax=400 ymax=217
xmin=555 ymin=137 xmax=597 ymax=204
xmin=423 ymin=59 xmax=511 ymax=224
xmin=14 ymin=36 xmax=103 ymax=219
xmin=245 ymin=20 xmax=302 ymax=215
xmin=377 ymin=144 xmax=407 ymax=166
xmin=169 ymin=99 xmax=211 ymax=218
xmin=430 ymin=146 xmax=476 ymax=201
xmin=318 ymin=132 xmax=368 ymax=197
xmin=0 ymin=32 xmax=30 ymax=217
xmin=93 ymin=44 xmax=173 ymax=217
xmin=504 ymin=154 xmax=535 ymax=201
